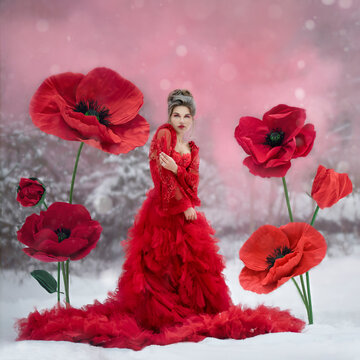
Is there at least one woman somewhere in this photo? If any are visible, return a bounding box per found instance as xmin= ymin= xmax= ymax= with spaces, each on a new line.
xmin=17 ymin=90 xmax=304 ymax=350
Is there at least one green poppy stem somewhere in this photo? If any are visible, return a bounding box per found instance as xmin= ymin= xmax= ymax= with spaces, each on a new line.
xmin=300 ymin=274 xmax=309 ymax=307
xmin=306 ymin=272 xmax=313 ymax=324
xmin=302 ymin=205 xmax=319 ymax=324
xmin=62 ymin=141 xmax=84 ymax=306
xmin=57 ymin=262 xmax=60 ymax=303
xmin=292 ymin=277 xmax=311 ymax=323
xmin=291 ymin=277 xmax=307 ymax=308
xmin=69 ymin=142 xmax=84 ymax=205
xmin=310 ymin=205 xmax=320 ymax=226
xmin=42 ymin=201 xmax=61 ymax=301
xmin=282 ymin=177 xmax=294 ymax=222
xmin=61 ymin=262 xmax=70 ymax=304
xmin=66 ymin=259 xmax=70 ymax=304
xmin=282 ymin=176 xmax=314 ymax=324
xmin=43 ymin=201 xmax=61 ymax=301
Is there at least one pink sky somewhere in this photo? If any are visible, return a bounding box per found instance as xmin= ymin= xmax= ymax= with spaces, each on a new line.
xmin=1 ymin=0 xmax=358 ymax=200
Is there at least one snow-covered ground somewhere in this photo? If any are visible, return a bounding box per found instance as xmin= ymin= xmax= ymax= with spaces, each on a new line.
xmin=1 ymin=253 xmax=360 ymax=360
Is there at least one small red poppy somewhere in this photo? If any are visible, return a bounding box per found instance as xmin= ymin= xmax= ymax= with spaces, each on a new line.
xmin=239 ymin=223 xmax=327 ymax=294
xmin=16 ymin=178 xmax=45 ymax=207
xmin=17 ymin=202 xmax=102 ymax=262
xmin=311 ymin=165 xmax=353 ymax=209
xmin=30 ymin=67 xmax=150 ymax=154
xmin=234 ymin=104 xmax=315 ymax=178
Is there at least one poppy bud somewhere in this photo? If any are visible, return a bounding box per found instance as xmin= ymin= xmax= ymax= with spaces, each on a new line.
xmin=311 ymin=165 xmax=353 ymax=209
xmin=16 ymin=177 xmax=46 ymax=207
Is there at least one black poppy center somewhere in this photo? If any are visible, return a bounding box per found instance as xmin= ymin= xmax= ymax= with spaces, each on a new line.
xmin=265 ymin=129 xmax=285 ymax=147
xmin=266 ymin=246 xmax=292 ymax=269
xmin=55 ymin=228 xmax=71 ymax=243
xmin=74 ymin=100 xmax=111 ymax=126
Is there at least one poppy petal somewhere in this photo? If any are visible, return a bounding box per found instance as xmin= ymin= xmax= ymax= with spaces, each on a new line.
xmin=23 ymin=248 xmax=68 ymax=262
xmin=240 ymin=265 xmax=299 ymax=294
xmin=239 ymin=225 xmax=289 ymax=271
xmin=239 ymin=267 xmax=277 ymax=294
xmin=62 ymin=109 xmax=101 ymax=139
xmin=17 ymin=213 xmax=41 ymax=247
xmin=30 ymin=72 xmax=84 ymax=141
xmin=262 ymin=250 xmax=302 ymax=285
xmin=82 ymin=114 xmax=150 ymax=154
xmin=53 ymin=237 xmax=89 ymax=257
xmin=71 ymin=222 xmax=102 ymax=247
xmin=234 ymin=116 xmax=269 ymax=153
xmin=311 ymin=165 xmax=326 ymax=196
xmin=247 ymin=140 xmax=296 ymax=165
xmin=279 ymin=222 xmax=309 ymax=250
xmin=107 ymin=114 xmax=150 ymax=149
xmin=280 ymin=223 xmax=327 ymax=276
xmin=70 ymin=238 xmax=100 ymax=260
xmin=42 ymin=202 xmax=91 ymax=230
xmin=293 ymin=124 xmax=316 ymax=159
xmin=75 ymin=67 xmax=143 ymax=125
xmin=262 ymin=104 xmax=306 ymax=140
xmin=32 ymin=229 xmax=58 ymax=249
xmin=242 ymin=140 xmax=281 ymax=163
xmin=61 ymin=110 xmax=116 ymax=143
xmin=31 ymin=234 xmax=87 ymax=257
xmin=243 ymin=157 xmax=291 ymax=178
xmin=311 ymin=165 xmax=353 ymax=209
xmin=338 ymin=174 xmax=353 ymax=199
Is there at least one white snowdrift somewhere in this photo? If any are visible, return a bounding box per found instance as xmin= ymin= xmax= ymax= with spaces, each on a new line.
xmin=1 ymin=254 xmax=360 ymax=360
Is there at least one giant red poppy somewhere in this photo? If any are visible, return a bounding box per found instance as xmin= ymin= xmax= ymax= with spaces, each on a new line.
xmin=30 ymin=67 xmax=150 ymax=154
xmin=239 ymin=223 xmax=327 ymax=294
xmin=311 ymin=165 xmax=353 ymax=209
xmin=234 ymin=104 xmax=315 ymax=177
xmin=17 ymin=202 xmax=102 ymax=262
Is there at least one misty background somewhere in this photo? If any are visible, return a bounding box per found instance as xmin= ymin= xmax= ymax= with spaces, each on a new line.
xmin=0 ymin=0 xmax=359 ymax=274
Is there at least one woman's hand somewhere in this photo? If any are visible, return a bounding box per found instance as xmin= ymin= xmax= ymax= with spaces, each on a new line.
xmin=184 ymin=207 xmax=197 ymax=221
xmin=160 ymin=152 xmax=178 ymax=174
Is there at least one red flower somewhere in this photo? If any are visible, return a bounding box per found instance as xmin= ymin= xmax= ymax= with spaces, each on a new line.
xmin=17 ymin=202 xmax=102 ymax=262
xmin=311 ymin=165 xmax=353 ymax=209
xmin=16 ymin=178 xmax=45 ymax=207
xmin=30 ymin=67 xmax=150 ymax=154
xmin=234 ymin=104 xmax=315 ymax=177
xmin=239 ymin=223 xmax=327 ymax=294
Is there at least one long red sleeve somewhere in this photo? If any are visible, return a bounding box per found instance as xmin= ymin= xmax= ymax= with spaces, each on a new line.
xmin=149 ymin=127 xmax=193 ymax=215
xmin=175 ymin=144 xmax=201 ymax=207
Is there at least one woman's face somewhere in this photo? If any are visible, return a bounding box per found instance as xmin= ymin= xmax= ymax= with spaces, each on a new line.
xmin=169 ymin=105 xmax=193 ymax=135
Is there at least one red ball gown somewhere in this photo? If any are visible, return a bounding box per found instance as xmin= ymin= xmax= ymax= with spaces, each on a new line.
xmin=16 ymin=123 xmax=304 ymax=350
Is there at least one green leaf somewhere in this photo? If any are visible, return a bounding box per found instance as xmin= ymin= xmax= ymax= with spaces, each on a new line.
xmin=31 ymin=270 xmax=58 ymax=294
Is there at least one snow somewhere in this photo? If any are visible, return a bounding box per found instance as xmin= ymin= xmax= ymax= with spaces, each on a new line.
xmin=1 ymin=254 xmax=360 ymax=359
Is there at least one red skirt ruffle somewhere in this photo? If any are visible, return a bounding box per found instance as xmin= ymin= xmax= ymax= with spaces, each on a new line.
xmin=16 ymin=303 xmax=304 ymax=350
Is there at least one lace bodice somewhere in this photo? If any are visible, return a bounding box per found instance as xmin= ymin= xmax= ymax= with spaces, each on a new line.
xmin=149 ymin=123 xmax=201 ymax=215
xmin=172 ymin=150 xmax=192 ymax=168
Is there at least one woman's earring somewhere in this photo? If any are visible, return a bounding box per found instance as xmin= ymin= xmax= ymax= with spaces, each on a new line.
xmin=189 ymin=119 xmax=194 ymax=138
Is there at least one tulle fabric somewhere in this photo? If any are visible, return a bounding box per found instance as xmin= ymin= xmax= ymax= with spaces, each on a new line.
xmin=16 ymin=124 xmax=305 ymax=350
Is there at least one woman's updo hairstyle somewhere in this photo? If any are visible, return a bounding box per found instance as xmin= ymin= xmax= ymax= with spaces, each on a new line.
xmin=167 ymin=89 xmax=196 ymax=118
